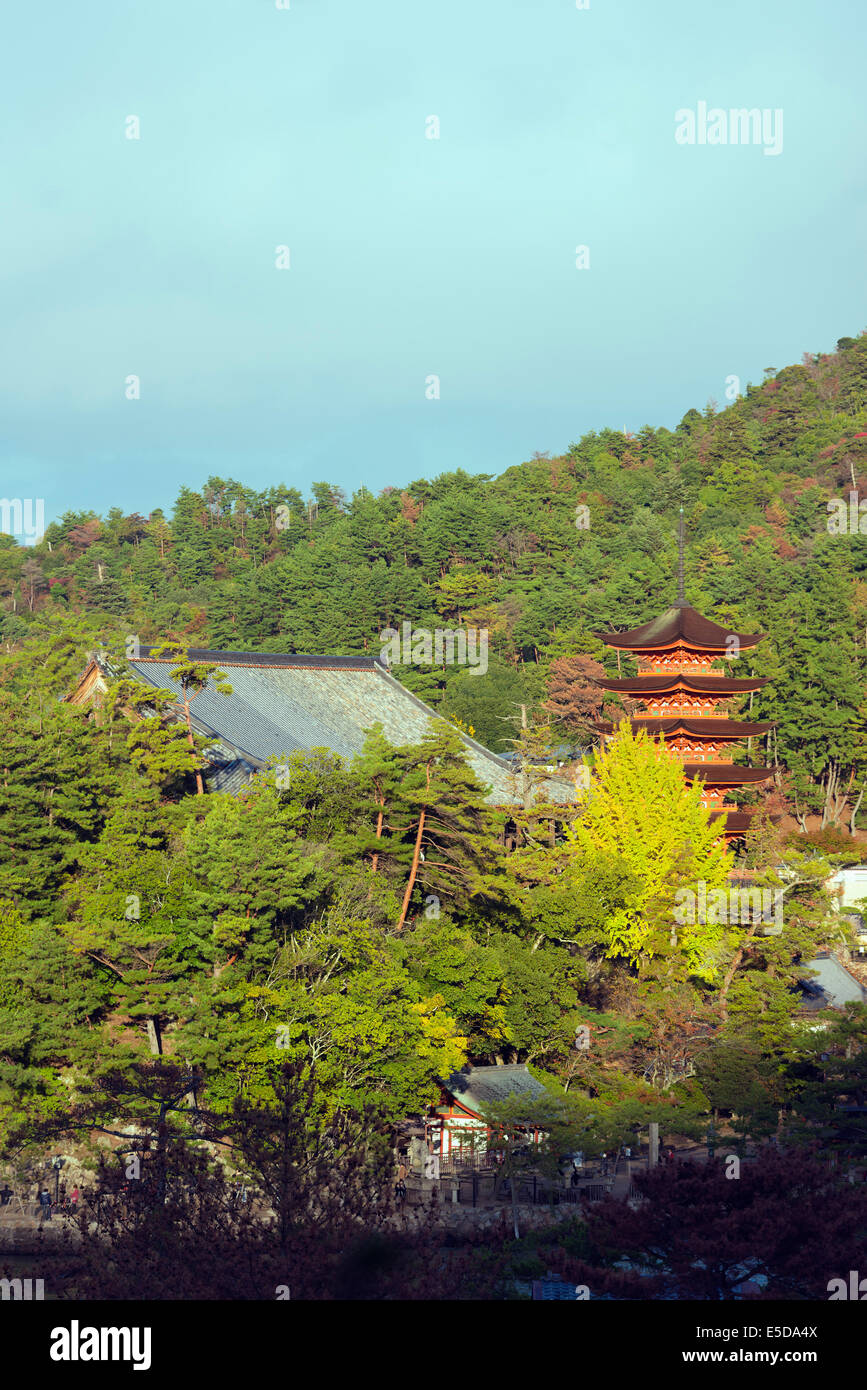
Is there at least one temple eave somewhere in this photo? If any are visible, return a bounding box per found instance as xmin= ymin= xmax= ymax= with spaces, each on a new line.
xmin=595 ymin=634 xmax=764 ymax=652
xmin=682 ymin=763 xmax=774 ymax=785
xmin=592 ymin=603 xmax=764 ymax=653
xmin=594 ymin=675 xmax=770 ymax=695
xmin=709 ymin=810 xmax=763 ymax=834
xmin=597 ymin=718 xmax=776 ymax=738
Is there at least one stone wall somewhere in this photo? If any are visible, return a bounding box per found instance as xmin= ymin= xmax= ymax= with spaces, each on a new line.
xmin=390 ymin=1199 xmax=585 ymax=1235
xmin=0 ymin=1219 xmax=80 ymax=1253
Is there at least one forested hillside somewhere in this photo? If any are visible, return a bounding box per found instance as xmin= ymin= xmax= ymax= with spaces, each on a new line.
xmin=4 ymin=334 xmax=867 ymax=829
xmin=1 ymin=334 xmax=867 ymax=1174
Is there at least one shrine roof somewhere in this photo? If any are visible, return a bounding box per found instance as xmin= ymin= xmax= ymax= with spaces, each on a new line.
xmin=593 ymin=604 xmax=764 ymax=651
xmin=595 ymin=674 xmax=769 ymax=695
xmin=440 ymin=1064 xmax=547 ymax=1116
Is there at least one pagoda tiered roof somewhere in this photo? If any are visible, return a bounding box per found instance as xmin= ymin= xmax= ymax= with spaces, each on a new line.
xmin=597 ymin=717 xmax=775 ymax=738
xmin=682 ymin=763 xmax=774 ymax=786
xmin=592 ymin=593 xmax=775 ymax=840
xmin=595 ymin=673 xmax=769 ymax=695
xmin=593 ymin=603 xmax=764 ymax=652
xmin=709 ymin=810 xmax=755 ymax=834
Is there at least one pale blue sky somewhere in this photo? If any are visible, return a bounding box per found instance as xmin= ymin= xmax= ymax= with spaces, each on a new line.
xmin=2 ymin=0 xmax=865 ymax=528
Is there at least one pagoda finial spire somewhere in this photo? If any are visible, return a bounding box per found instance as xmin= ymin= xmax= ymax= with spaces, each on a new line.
xmin=676 ymin=505 xmax=686 ymax=606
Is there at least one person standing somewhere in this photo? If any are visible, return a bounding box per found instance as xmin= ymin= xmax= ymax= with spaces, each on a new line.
xmin=38 ymin=1187 xmax=52 ymax=1221
xmin=394 ymin=1160 xmax=407 ymax=1199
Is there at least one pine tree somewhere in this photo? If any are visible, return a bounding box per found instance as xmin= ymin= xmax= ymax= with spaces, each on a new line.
xmin=0 ymin=700 xmax=131 ymax=918
xmin=103 ymin=676 xmax=215 ymax=797
xmin=346 ymin=725 xmax=411 ymax=879
xmin=64 ymin=786 xmax=204 ymax=1059
xmin=148 ymin=641 xmax=233 ymax=795
xmin=392 ymin=722 xmax=500 ymax=930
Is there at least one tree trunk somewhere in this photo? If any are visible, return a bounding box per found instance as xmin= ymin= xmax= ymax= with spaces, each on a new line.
xmin=370 ymin=801 xmax=384 ymax=874
xmin=792 ymin=787 xmax=808 ymax=833
xmin=821 ymin=765 xmax=835 ymax=828
xmin=717 ymin=919 xmax=760 ymax=1022
xmin=146 ymin=1018 xmax=162 ymax=1056
xmin=367 ymin=803 xmax=385 ymax=900
xmin=822 ymin=762 xmax=850 ymax=829
xmin=396 ymin=765 xmax=430 ymax=930
xmin=183 ymin=692 xmax=204 ymax=795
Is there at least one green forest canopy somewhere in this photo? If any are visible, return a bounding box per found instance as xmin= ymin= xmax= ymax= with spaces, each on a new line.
xmin=1 ymin=331 xmax=867 ymax=1163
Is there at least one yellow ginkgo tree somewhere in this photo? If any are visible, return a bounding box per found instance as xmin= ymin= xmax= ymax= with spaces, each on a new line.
xmin=566 ymin=722 xmax=733 ymax=981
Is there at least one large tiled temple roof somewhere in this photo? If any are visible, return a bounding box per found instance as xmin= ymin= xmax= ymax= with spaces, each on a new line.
xmin=119 ymin=648 xmax=576 ymax=806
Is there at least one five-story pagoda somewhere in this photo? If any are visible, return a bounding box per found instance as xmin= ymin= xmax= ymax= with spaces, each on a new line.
xmin=591 ymin=512 xmax=775 ymax=840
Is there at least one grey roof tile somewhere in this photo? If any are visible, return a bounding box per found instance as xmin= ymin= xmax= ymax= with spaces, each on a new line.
xmin=441 ymin=1064 xmax=547 ymax=1111
xmin=127 ymin=649 xmax=577 ymax=807
xmin=801 ymin=954 xmax=867 ymax=1010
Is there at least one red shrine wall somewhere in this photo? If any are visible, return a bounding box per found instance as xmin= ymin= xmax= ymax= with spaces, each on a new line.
xmin=643 ymin=697 xmax=725 ymax=716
